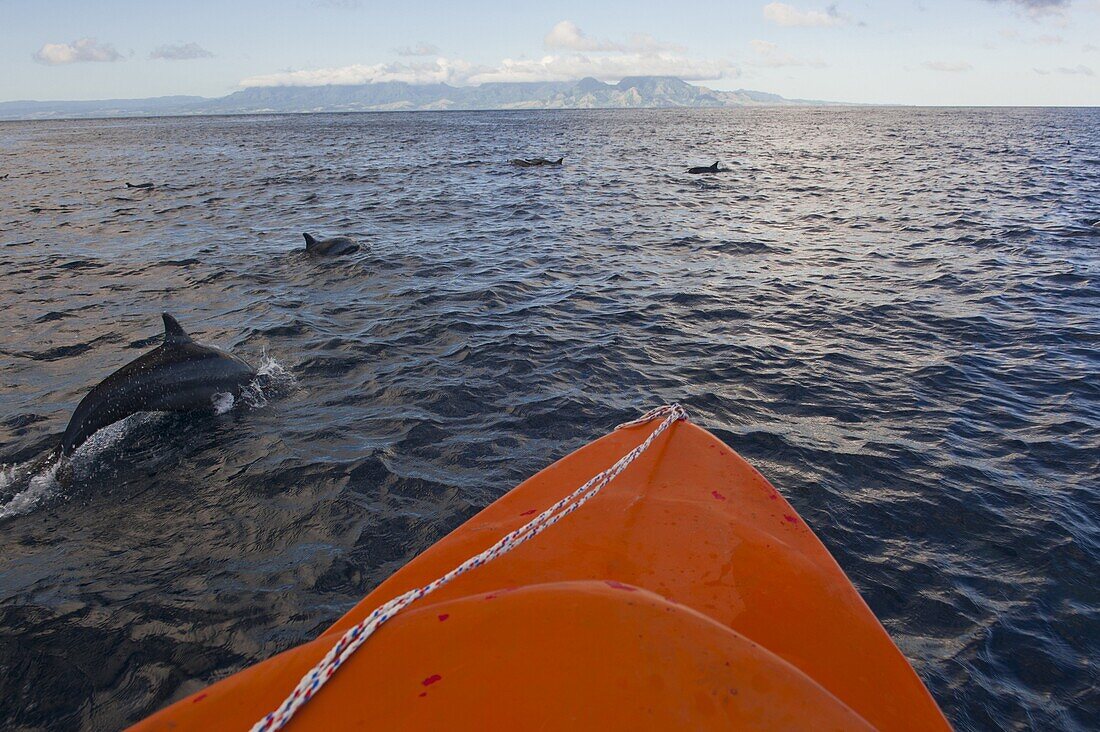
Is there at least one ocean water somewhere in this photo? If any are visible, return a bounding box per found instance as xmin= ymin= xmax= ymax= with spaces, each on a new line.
xmin=0 ymin=107 xmax=1097 ymax=730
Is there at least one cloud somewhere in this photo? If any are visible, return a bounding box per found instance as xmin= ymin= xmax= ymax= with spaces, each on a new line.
xmin=543 ymin=21 xmax=683 ymax=53
xmin=1034 ymin=64 xmax=1095 ymax=74
xmin=394 ymin=43 xmax=439 ymax=57
xmin=624 ymin=33 xmax=685 ymax=53
xmin=149 ymin=42 xmax=213 ymax=60
xmin=467 ymin=53 xmax=736 ymax=84
xmin=748 ymin=39 xmax=827 ymax=67
xmin=995 ymin=28 xmax=1070 ymax=45
xmin=33 ymin=38 xmax=122 ymax=65
xmin=244 ymin=20 xmax=732 ymax=88
xmin=922 ymin=60 xmax=973 ymax=72
xmin=983 ymin=0 xmax=1071 ymax=18
xmin=241 ymin=53 xmax=736 ymax=88
xmin=762 ymin=2 xmax=847 ymax=27
xmin=241 ymin=58 xmax=479 ymax=87
xmin=544 ymin=20 xmax=622 ymax=51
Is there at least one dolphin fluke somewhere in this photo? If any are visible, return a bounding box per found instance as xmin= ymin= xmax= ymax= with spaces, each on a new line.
xmin=162 ymin=313 xmax=192 ymax=345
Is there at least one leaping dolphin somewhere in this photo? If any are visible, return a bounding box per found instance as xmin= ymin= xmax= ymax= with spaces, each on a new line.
xmin=58 ymin=313 xmax=256 ymax=457
xmin=303 ymin=232 xmax=360 ymax=256
xmin=687 ymin=161 xmax=721 ymax=174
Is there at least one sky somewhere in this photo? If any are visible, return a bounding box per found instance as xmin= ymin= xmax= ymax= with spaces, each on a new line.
xmin=2 ymin=0 xmax=1098 ymax=105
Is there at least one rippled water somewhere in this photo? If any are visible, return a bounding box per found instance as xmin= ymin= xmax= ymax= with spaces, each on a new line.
xmin=0 ymin=108 xmax=1097 ymax=730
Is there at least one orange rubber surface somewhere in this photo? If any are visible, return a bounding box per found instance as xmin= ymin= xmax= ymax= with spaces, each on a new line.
xmin=132 ymin=419 xmax=950 ymax=731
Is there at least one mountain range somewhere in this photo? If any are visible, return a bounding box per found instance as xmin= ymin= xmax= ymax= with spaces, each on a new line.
xmin=0 ymin=76 xmax=843 ymax=121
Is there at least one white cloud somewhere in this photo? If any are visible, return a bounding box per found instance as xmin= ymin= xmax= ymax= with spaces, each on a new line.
xmin=243 ymin=51 xmax=739 ymax=88
xmin=762 ymin=2 xmax=847 ymax=27
xmin=244 ymin=20 xmax=730 ymax=88
xmin=149 ymin=42 xmax=213 ymax=61
xmin=984 ymin=0 xmax=1070 ymax=19
xmin=240 ymin=53 xmax=736 ymax=88
xmin=1034 ymin=64 xmax=1095 ymax=74
xmin=33 ymin=38 xmax=122 ymax=65
xmin=544 ymin=20 xmax=622 ymax=51
xmin=542 ymin=21 xmax=683 ymax=53
xmin=394 ymin=43 xmax=439 ymax=57
xmin=467 ymin=53 xmax=736 ymax=84
xmin=241 ymin=58 xmax=479 ymax=87
xmin=624 ymin=33 xmax=685 ymax=54
xmin=995 ymin=28 xmax=1072 ymax=45
xmin=922 ymin=60 xmax=973 ymax=72
xmin=748 ymin=39 xmax=827 ymax=67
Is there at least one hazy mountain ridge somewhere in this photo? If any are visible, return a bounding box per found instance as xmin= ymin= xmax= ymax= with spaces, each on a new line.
xmin=0 ymin=76 xmax=841 ymax=120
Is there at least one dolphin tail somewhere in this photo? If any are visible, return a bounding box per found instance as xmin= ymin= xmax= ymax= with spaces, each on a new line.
xmin=303 ymin=233 xmax=318 ymax=251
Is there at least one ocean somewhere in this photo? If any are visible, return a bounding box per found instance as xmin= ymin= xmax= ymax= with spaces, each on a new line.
xmin=0 ymin=107 xmax=1097 ymax=730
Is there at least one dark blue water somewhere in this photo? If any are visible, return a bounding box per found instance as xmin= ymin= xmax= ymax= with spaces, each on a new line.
xmin=0 ymin=108 xmax=1097 ymax=730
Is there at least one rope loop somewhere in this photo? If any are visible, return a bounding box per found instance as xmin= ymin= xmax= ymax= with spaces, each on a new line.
xmin=251 ymin=405 xmax=689 ymax=732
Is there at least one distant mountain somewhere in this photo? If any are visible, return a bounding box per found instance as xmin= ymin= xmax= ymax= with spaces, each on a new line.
xmin=0 ymin=77 xmax=844 ymax=121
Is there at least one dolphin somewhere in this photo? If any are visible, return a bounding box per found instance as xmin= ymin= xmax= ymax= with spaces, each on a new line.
xmin=511 ymin=157 xmax=564 ymax=167
xmin=303 ymin=232 xmax=360 ymax=256
xmin=57 ymin=313 xmax=256 ymax=457
xmin=687 ymin=161 xmax=721 ymax=174
xmin=126 ymin=182 xmax=154 ymax=189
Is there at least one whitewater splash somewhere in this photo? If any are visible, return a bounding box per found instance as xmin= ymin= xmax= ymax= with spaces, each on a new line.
xmin=0 ymin=356 xmax=295 ymax=520
xmin=242 ymin=353 xmax=298 ymax=408
xmin=0 ymin=459 xmax=61 ymax=520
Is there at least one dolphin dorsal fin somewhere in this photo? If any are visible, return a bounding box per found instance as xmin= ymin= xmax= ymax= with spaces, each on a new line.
xmin=711 ymin=161 xmax=719 ymax=170
xmin=303 ymin=233 xmax=317 ymax=251
xmin=555 ymin=157 xmax=564 ymax=164
xmin=162 ymin=313 xmax=192 ymax=345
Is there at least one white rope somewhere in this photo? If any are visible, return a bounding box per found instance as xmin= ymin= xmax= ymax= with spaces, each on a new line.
xmin=250 ymin=404 xmax=688 ymax=731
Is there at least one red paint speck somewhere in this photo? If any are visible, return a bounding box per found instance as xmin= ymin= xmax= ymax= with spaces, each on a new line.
xmin=422 ymin=674 xmax=442 ymax=687
xmin=605 ymin=580 xmax=637 ymax=592
xmin=419 ymin=691 xmax=427 ymax=698
xmin=191 ymin=693 xmax=208 ymax=704
xmin=769 ymin=492 xmax=778 ymax=500
xmin=783 ymin=514 xmax=798 ymax=524
xmin=519 ymin=509 xmax=537 ymax=516
xmin=711 ymin=490 xmax=726 ymax=501
xmin=438 ymin=613 xmax=450 ymax=622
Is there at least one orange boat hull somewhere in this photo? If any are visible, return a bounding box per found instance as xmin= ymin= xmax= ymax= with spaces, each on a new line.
xmin=133 ymin=418 xmax=949 ymax=730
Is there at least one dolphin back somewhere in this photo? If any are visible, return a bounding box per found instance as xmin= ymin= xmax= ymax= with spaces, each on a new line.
xmin=59 ymin=315 xmax=255 ymax=455
xmin=304 ymin=233 xmax=359 ymax=255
